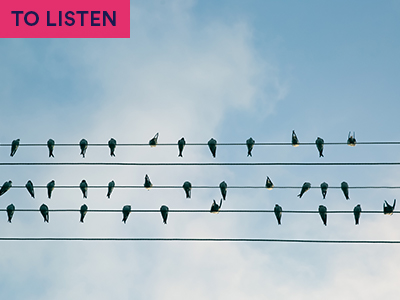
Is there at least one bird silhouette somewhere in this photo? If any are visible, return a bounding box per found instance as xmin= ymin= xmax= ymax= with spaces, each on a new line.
xmin=10 ymin=139 xmax=20 ymax=157
xmin=80 ymin=180 xmax=88 ymax=198
xmin=182 ymin=181 xmax=192 ymax=198
xmin=47 ymin=180 xmax=55 ymax=199
xmin=47 ymin=139 xmax=55 ymax=157
xmin=25 ymin=180 xmax=35 ymax=198
xmin=319 ymin=205 xmax=327 ymax=226
xmin=265 ymin=176 xmax=274 ymax=190
xmin=320 ymin=182 xmax=328 ymax=199
xmin=80 ymin=139 xmax=88 ymax=158
xmin=80 ymin=204 xmax=88 ymax=223
xmin=210 ymin=199 xmax=222 ymax=214
xmin=347 ymin=131 xmax=356 ymax=146
xmin=219 ymin=181 xmax=227 ymax=200
xmin=0 ymin=181 xmax=12 ymax=196
xmin=178 ymin=137 xmax=186 ymax=157
xmin=353 ymin=204 xmax=362 ymax=225
xmin=160 ymin=205 xmax=169 ymax=224
xmin=107 ymin=180 xmax=115 ymax=198
xmin=274 ymin=204 xmax=282 ymax=225
xmin=122 ymin=205 xmax=131 ymax=223
xmin=207 ymin=138 xmax=217 ymax=158
xmin=246 ymin=137 xmax=255 ymax=157
xmin=144 ymin=174 xmax=152 ymax=190
xmin=40 ymin=204 xmax=49 ymax=223
xmin=297 ymin=182 xmax=311 ymax=198
xmin=341 ymin=181 xmax=350 ymax=200
xmin=383 ymin=199 xmax=396 ymax=215
xmin=292 ymin=130 xmax=299 ymax=147
xmin=6 ymin=204 xmax=15 ymax=223
xmin=149 ymin=133 xmax=159 ymax=147
xmin=108 ymin=138 xmax=117 ymax=156
xmin=315 ymin=137 xmax=324 ymax=157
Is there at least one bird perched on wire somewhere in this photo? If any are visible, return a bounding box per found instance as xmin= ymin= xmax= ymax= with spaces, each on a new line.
xmin=149 ymin=133 xmax=159 ymax=147
xmin=353 ymin=204 xmax=362 ymax=225
xmin=6 ymin=204 xmax=15 ymax=223
xmin=182 ymin=181 xmax=192 ymax=198
xmin=265 ymin=176 xmax=274 ymax=190
xmin=0 ymin=181 xmax=12 ymax=196
xmin=47 ymin=139 xmax=55 ymax=157
xmin=383 ymin=199 xmax=396 ymax=215
xmin=107 ymin=180 xmax=115 ymax=198
xmin=315 ymin=137 xmax=324 ymax=157
xmin=40 ymin=204 xmax=49 ymax=223
xmin=80 ymin=204 xmax=88 ymax=223
xmin=319 ymin=205 xmax=327 ymax=226
xmin=341 ymin=181 xmax=350 ymax=200
xmin=297 ymin=182 xmax=311 ymax=198
xmin=274 ymin=204 xmax=282 ymax=225
xmin=144 ymin=174 xmax=152 ymax=190
xmin=347 ymin=132 xmax=356 ymax=146
xmin=80 ymin=180 xmax=88 ymax=198
xmin=160 ymin=205 xmax=169 ymax=224
xmin=320 ymin=182 xmax=328 ymax=199
xmin=207 ymin=138 xmax=217 ymax=158
xmin=246 ymin=137 xmax=255 ymax=157
xmin=210 ymin=199 xmax=222 ymax=214
xmin=122 ymin=205 xmax=131 ymax=223
xmin=292 ymin=130 xmax=299 ymax=147
xmin=25 ymin=180 xmax=35 ymax=198
xmin=219 ymin=181 xmax=227 ymax=200
xmin=108 ymin=138 xmax=117 ymax=156
xmin=10 ymin=139 xmax=20 ymax=157
xmin=79 ymin=139 xmax=88 ymax=158
xmin=178 ymin=137 xmax=186 ymax=157
xmin=47 ymin=180 xmax=55 ymax=199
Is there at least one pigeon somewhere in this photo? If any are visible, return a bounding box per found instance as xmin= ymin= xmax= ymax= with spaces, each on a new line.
xmin=160 ymin=205 xmax=169 ymax=224
xmin=149 ymin=133 xmax=159 ymax=147
xmin=107 ymin=180 xmax=115 ymax=198
xmin=318 ymin=205 xmax=327 ymax=226
xmin=210 ymin=199 xmax=222 ymax=214
xmin=10 ymin=139 xmax=20 ymax=157
xmin=108 ymin=138 xmax=117 ymax=156
xmin=315 ymin=137 xmax=324 ymax=157
xmin=297 ymin=182 xmax=311 ymax=198
xmin=353 ymin=204 xmax=362 ymax=225
xmin=80 ymin=204 xmax=88 ymax=223
xmin=292 ymin=130 xmax=299 ymax=147
xmin=320 ymin=182 xmax=328 ymax=199
xmin=182 ymin=181 xmax=192 ymax=198
xmin=274 ymin=204 xmax=282 ymax=225
xmin=40 ymin=204 xmax=49 ymax=223
xmin=341 ymin=181 xmax=350 ymax=200
xmin=0 ymin=181 xmax=12 ymax=196
xmin=47 ymin=180 xmax=55 ymax=199
xmin=384 ymin=199 xmax=396 ymax=215
xmin=144 ymin=174 xmax=152 ymax=190
xmin=47 ymin=139 xmax=55 ymax=157
xmin=265 ymin=176 xmax=274 ymax=190
xmin=207 ymin=138 xmax=217 ymax=158
xmin=178 ymin=137 xmax=186 ymax=157
xmin=6 ymin=204 xmax=15 ymax=223
xmin=219 ymin=181 xmax=227 ymax=200
xmin=80 ymin=139 xmax=88 ymax=158
xmin=347 ymin=132 xmax=356 ymax=147
xmin=246 ymin=137 xmax=255 ymax=157
xmin=80 ymin=180 xmax=88 ymax=198
xmin=25 ymin=180 xmax=35 ymax=198
xmin=122 ymin=205 xmax=131 ymax=223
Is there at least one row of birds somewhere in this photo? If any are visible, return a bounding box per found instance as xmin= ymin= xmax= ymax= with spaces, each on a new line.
xmin=0 ymin=177 xmax=353 ymax=200
xmin=5 ymin=131 xmax=356 ymax=158
xmin=3 ymin=199 xmax=396 ymax=225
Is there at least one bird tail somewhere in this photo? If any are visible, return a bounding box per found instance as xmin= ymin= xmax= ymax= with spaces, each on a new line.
xmin=178 ymin=153 xmax=182 ymax=157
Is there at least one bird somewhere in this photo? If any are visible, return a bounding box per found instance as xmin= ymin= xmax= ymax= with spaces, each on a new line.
xmin=320 ymin=182 xmax=328 ymax=199
xmin=353 ymin=204 xmax=362 ymax=225
xmin=246 ymin=137 xmax=255 ymax=157
xmin=25 ymin=180 xmax=35 ymax=198
xmin=149 ymin=133 xmax=159 ymax=147
xmin=274 ymin=204 xmax=282 ymax=225
xmin=210 ymin=199 xmax=222 ymax=214
xmin=80 ymin=180 xmax=88 ymax=198
xmin=80 ymin=139 xmax=88 ymax=158
xmin=47 ymin=139 xmax=55 ymax=157
xmin=219 ymin=181 xmax=227 ymax=200
xmin=178 ymin=137 xmax=186 ymax=157
xmin=108 ymin=138 xmax=117 ymax=156
xmin=182 ymin=181 xmax=192 ymax=198
xmin=383 ymin=199 xmax=396 ymax=215
xmin=265 ymin=176 xmax=274 ymax=190
xmin=292 ymin=130 xmax=299 ymax=147
xmin=297 ymin=182 xmax=311 ymax=198
xmin=318 ymin=205 xmax=327 ymax=226
xmin=40 ymin=204 xmax=49 ymax=223
xmin=315 ymin=137 xmax=324 ymax=157
xmin=207 ymin=138 xmax=217 ymax=158
xmin=341 ymin=181 xmax=350 ymax=200
xmin=6 ymin=204 xmax=15 ymax=223
xmin=347 ymin=131 xmax=356 ymax=146
xmin=0 ymin=181 xmax=12 ymax=196
xmin=107 ymin=180 xmax=115 ymax=198
xmin=10 ymin=139 xmax=20 ymax=157
xmin=122 ymin=205 xmax=131 ymax=223
xmin=80 ymin=204 xmax=88 ymax=223
xmin=144 ymin=174 xmax=152 ymax=190
xmin=47 ymin=180 xmax=55 ymax=199
xmin=160 ymin=205 xmax=169 ymax=224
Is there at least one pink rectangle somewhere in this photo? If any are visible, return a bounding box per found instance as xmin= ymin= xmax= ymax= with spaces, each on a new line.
xmin=0 ymin=0 xmax=130 ymax=38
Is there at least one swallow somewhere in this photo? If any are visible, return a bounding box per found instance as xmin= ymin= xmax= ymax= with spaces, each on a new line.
xmin=149 ymin=133 xmax=159 ymax=147
xmin=144 ymin=174 xmax=152 ymax=190
xmin=210 ymin=199 xmax=222 ymax=214
xmin=25 ymin=180 xmax=35 ymax=198
xmin=207 ymin=138 xmax=217 ymax=158
xmin=40 ymin=204 xmax=49 ymax=223
xmin=122 ymin=205 xmax=131 ymax=223
xmin=265 ymin=176 xmax=274 ymax=190
xmin=47 ymin=139 xmax=55 ymax=157
xmin=178 ymin=137 xmax=186 ymax=157
xmin=353 ymin=204 xmax=362 ymax=225
xmin=182 ymin=181 xmax=192 ymax=198
xmin=219 ymin=181 xmax=227 ymax=200
xmin=10 ymin=139 xmax=20 ymax=157
xmin=80 ymin=180 xmax=88 ymax=198
xmin=315 ymin=137 xmax=324 ymax=157
xmin=320 ymin=182 xmax=328 ymax=199
xmin=292 ymin=130 xmax=299 ymax=147
xmin=297 ymin=182 xmax=311 ymax=198
xmin=47 ymin=180 xmax=55 ymax=199
xmin=319 ymin=205 xmax=327 ymax=226
xmin=108 ymin=138 xmax=117 ymax=156
xmin=80 ymin=139 xmax=88 ymax=158
xmin=246 ymin=137 xmax=255 ymax=157
xmin=274 ymin=204 xmax=282 ymax=225
xmin=160 ymin=205 xmax=169 ymax=224
xmin=80 ymin=204 xmax=88 ymax=223
xmin=107 ymin=180 xmax=115 ymax=198
xmin=347 ymin=132 xmax=356 ymax=147
xmin=341 ymin=181 xmax=350 ymax=200
xmin=6 ymin=204 xmax=15 ymax=223
xmin=384 ymin=199 xmax=396 ymax=215
xmin=0 ymin=181 xmax=12 ymax=196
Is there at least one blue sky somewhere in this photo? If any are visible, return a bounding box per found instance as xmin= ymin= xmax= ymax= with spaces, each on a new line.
xmin=0 ymin=1 xmax=400 ymax=299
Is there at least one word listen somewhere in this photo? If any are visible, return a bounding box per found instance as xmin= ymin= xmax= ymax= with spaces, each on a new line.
xmin=11 ymin=11 xmax=116 ymax=26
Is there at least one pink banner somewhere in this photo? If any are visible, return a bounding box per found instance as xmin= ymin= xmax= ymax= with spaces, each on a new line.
xmin=0 ymin=0 xmax=130 ymax=38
